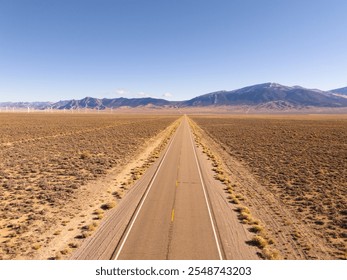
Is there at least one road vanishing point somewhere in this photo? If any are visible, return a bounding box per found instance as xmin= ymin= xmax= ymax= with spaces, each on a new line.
xmin=72 ymin=116 xmax=257 ymax=260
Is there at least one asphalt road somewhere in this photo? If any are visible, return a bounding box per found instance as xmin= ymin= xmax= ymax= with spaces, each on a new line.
xmin=112 ymin=116 xmax=222 ymax=260
xmin=72 ymin=115 xmax=260 ymax=260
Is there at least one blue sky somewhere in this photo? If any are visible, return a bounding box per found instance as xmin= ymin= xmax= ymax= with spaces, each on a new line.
xmin=0 ymin=0 xmax=346 ymax=102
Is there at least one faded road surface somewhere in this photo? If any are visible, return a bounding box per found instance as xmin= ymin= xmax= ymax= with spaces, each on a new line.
xmin=113 ymin=116 xmax=222 ymax=260
xmin=72 ymin=116 xmax=258 ymax=260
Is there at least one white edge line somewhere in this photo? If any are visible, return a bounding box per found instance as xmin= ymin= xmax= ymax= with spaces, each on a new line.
xmin=114 ymin=119 xmax=182 ymax=260
xmin=187 ymin=117 xmax=224 ymax=260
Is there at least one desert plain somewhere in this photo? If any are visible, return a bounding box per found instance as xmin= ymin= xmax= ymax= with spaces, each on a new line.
xmin=0 ymin=112 xmax=346 ymax=260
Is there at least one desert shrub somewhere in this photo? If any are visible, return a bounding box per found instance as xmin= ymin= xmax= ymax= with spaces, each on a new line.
xmin=101 ymin=201 xmax=116 ymax=210
xmin=251 ymin=235 xmax=268 ymax=249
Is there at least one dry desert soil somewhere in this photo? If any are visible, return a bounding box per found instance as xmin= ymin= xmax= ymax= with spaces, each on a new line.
xmin=191 ymin=114 xmax=347 ymax=260
xmin=0 ymin=112 xmax=346 ymax=260
xmin=0 ymin=113 xmax=179 ymax=259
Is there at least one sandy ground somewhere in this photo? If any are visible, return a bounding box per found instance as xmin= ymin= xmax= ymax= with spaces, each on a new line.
xmin=29 ymin=118 xmax=181 ymax=260
xmin=11 ymin=112 xmax=343 ymax=260
xmin=188 ymin=117 xmax=338 ymax=259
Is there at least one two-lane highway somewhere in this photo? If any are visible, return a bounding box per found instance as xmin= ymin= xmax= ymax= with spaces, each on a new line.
xmin=72 ymin=115 xmax=260 ymax=260
xmin=113 ymin=116 xmax=223 ymax=259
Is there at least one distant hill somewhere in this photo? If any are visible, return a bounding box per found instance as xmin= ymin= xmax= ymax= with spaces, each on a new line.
xmin=50 ymin=97 xmax=173 ymax=110
xmin=181 ymin=83 xmax=347 ymax=108
xmin=52 ymin=97 xmax=105 ymax=110
xmin=2 ymin=83 xmax=347 ymax=111
xmin=0 ymin=101 xmax=52 ymax=109
xmin=330 ymin=87 xmax=347 ymax=96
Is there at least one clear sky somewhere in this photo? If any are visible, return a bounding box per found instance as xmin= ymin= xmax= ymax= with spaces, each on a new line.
xmin=0 ymin=0 xmax=346 ymax=102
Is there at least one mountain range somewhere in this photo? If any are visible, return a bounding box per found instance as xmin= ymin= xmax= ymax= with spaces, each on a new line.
xmin=1 ymin=83 xmax=347 ymax=110
xmin=50 ymin=97 xmax=172 ymax=110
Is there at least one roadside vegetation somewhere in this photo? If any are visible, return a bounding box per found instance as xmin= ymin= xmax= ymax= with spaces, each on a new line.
xmin=191 ymin=115 xmax=347 ymax=260
xmin=189 ymin=117 xmax=281 ymax=260
xmin=0 ymin=113 xmax=179 ymax=259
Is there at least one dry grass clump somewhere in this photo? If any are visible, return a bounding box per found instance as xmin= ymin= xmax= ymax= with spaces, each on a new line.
xmin=251 ymin=235 xmax=268 ymax=249
xmin=262 ymin=247 xmax=281 ymax=260
xmin=214 ymin=173 xmax=230 ymax=184
xmin=130 ymin=167 xmax=145 ymax=181
xmin=291 ymin=230 xmax=302 ymax=241
xmin=82 ymin=222 xmax=98 ymax=232
xmin=93 ymin=209 xmax=104 ymax=220
xmin=68 ymin=242 xmax=79 ymax=248
xmin=60 ymin=248 xmax=71 ymax=255
xmin=250 ymin=225 xmax=264 ymax=233
xmin=247 ymin=233 xmax=279 ymax=259
xmin=32 ymin=244 xmax=41 ymax=250
xmin=228 ymin=195 xmax=240 ymax=205
xmin=50 ymin=254 xmax=61 ymax=260
xmin=236 ymin=206 xmax=253 ymax=224
xmin=79 ymin=232 xmax=91 ymax=239
xmin=76 ymin=221 xmax=99 ymax=240
xmin=101 ymin=201 xmax=116 ymax=210
xmin=93 ymin=209 xmax=103 ymax=214
xmin=236 ymin=206 xmax=250 ymax=214
xmin=234 ymin=206 xmax=275 ymax=258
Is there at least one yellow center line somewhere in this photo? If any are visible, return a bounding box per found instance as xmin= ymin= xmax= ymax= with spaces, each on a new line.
xmin=171 ymin=209 xmax=175 ymax=222
xmin=176 ymin=180 xmax=178 ymax=187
